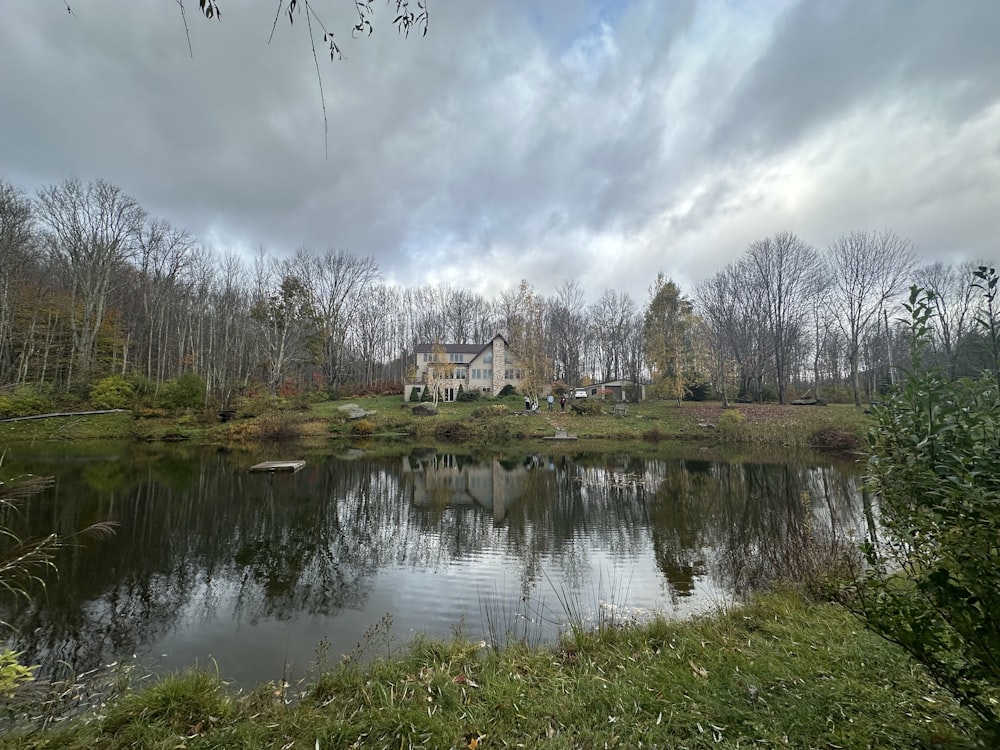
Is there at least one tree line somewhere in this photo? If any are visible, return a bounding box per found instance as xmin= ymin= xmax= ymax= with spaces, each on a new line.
xmin=0 ymin=176 xmax=994 ymax=411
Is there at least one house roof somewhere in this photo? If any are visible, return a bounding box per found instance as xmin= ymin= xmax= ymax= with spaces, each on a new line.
xmin=414 ymin=342 xmax=485 ymax=355
xmin=414 ymin=334 xmax=509 ymax=357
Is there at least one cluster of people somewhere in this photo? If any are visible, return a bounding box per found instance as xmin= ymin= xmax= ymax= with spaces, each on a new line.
xmin=525 ymin=393 xmax=569 ymax=412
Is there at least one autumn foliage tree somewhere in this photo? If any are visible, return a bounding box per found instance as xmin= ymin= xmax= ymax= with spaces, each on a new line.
xmin=643 ymin=274 xmax=694 ymax=403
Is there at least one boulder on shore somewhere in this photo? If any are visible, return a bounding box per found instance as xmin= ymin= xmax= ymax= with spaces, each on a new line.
xmin=338 ymin=403 xmax=377 ymax=420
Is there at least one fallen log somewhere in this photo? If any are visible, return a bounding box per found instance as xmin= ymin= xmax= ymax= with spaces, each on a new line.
xmin=0 ymin=409 xmax=128 ymax=423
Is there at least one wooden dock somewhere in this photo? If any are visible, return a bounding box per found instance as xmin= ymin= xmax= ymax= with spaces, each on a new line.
xmin=249 ymin=460 xmax=306 ymax=473
xmin=543 ymin=430 xmax=577 ymax=441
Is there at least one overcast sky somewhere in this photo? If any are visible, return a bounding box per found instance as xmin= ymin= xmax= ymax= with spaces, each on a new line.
xmin=2 ymin=0 xmax=998 ymax=305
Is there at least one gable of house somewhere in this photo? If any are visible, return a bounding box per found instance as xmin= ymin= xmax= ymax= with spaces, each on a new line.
xmin=407 ymin=335 xmax=523 ymax=400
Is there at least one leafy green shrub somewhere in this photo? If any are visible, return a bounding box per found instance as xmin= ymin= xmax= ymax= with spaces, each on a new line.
xmin=156 ymin=373 xmax=206 ymax=410
xmin=571 ymin=399 xmax=603 ymax=416
xmin=0 ymin=386 xmax=53 ymax=418
xmin=846 ymin=282 xmax=1000 ymax=739
xmin=350 ymin=419 xmax=376 ymax=436
xmin=409 ymin=386 xmax=422 ymax=402
xmin=90 ymin=375 xmax=135 ymax=409
xmin=498 ymin=384 xmax=517 ymax=397
xmin=0 ymin=649 xmax=35 ymax=697
xmin=716 ymin=408 xmax=745 ymax=441
xmin=456 ymin=388 xmax=480 ymax=402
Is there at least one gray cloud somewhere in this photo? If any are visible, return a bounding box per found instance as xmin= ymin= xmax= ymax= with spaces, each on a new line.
xmin=1 ymin=0 xmax=997 ymax=307
xmin=709 ymin=0 xmax=1000 ymax=159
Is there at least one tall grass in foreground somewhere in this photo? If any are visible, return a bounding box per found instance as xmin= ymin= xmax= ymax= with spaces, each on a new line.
xmin=478 ymin=569 xmax=639 ymax=651
xmin=0 ymin=590 xmax=979 ymax=749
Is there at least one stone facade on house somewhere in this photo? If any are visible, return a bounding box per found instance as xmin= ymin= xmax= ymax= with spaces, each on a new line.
xmin=404 ymin=334 xmax=524 ymax=402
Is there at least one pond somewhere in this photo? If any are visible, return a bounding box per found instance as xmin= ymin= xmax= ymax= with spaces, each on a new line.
xmin=0 ymin=442 xmax=867 ymax=687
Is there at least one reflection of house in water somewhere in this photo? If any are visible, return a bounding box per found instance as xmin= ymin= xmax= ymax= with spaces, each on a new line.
xmin=402 ymin=454 xmax=533 ymax=524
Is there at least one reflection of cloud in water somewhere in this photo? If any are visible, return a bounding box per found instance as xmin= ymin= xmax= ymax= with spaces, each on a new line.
xmin=0 ymin=446 xmax=865 ymax=687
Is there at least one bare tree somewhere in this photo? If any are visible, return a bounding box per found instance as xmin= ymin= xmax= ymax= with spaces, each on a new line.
xmin=546 ymin=280 xmax=587 ymax=385
xmin=0 ymin=182 xmax=37 ymax=384
xmin=423 ymin=341 xmax=450 ymax=405
xmin=695 ymin=273 xmax=735 ymax=407
xmin=827 ymin=229 xmax=915 ymax=406
xmin=130 ymin=219 xmax=198 ymax=383
xmin=249 ymin=250 xmax=320 ymax=394
xmin=298 ymin=247 xmax=380 ymax=388
xmin=207 ymin=251 xmax=255 ymax=406
xmin=916 ymin=259 xmax=984 ymax=379
xmin=351 ymin=281 xmax=398 ymax=387
xmin=745 ymin=232 xmax=822 ymax=404
xmin=809 ymin=285 xmax=839 ymax=400
xmin=35 ymin=178 xmax=146 ymax=383
xmin=589 ymin=289 xmax=637 ymax=383
xmin=499 ymin=280 xmax=550 ymax=400
xmin=443 ymin=287 xmax=490 ymax=345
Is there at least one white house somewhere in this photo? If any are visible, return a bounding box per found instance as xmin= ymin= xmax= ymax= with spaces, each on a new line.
xmin=404 ymin=334 xmax=524 ymax=402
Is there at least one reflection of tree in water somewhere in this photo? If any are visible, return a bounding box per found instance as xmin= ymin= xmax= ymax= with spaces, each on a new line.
xmin=632 ymin=458 xmax=862 ymax=604
xmin=497 ymin=453 xmax=655 ymax=601
xmin=0 ymin=446 xmax=863 ymax=680
xmin=3 ymin=450 xmax=434 ymax=676
xmin=401 ymin=452 xmax=862 ymax=607
xmin=705 ymin=461 xmax=864 ymax=598
xmin=401 ymin=452 xmax=655 ymax=603
xmin=647 ymin=459 xmax=714 ymax=601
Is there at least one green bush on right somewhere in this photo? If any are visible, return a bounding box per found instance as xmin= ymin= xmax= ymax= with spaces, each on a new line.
xmin=846 ymin=273 xmax=1000 ymax=741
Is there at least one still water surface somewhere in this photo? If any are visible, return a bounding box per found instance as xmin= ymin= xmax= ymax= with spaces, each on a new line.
xmin=0 ymin=443 xmax=865 ymax=686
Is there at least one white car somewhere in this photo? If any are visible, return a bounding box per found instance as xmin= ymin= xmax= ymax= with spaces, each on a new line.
xmin=573 ymin=388 xmax=588 ymax=398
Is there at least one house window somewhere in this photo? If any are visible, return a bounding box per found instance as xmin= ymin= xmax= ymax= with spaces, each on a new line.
xmin=448 ymin=353 xmax=465 ymax=363
xmin=483 ymin=352 xmax=493 ymax=364
xmin=456 ymin=368 xmax=466 ymax=379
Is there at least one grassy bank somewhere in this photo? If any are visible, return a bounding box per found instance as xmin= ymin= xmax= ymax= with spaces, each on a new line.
xmin=0 ymin=410 xmax=137 ymax=443
xmin=313 ymin=396 xmax=873 ymax=451
xmin=1 ymin=590 xmax=978 ymax=749
xmin=0 ymin=395 xmax=873 ymax=452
